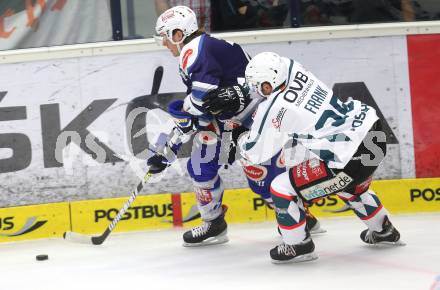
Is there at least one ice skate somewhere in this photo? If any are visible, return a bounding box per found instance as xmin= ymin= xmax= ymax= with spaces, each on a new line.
xmin=305 ymin=213 xmax=326 ymax=234
xmin=303 ymin=202 xmax=326 ymax=234
xmin=274 ymin=202 xmax=326 ymax=236
xmin=277 ymin=214 xmax=326 ymax=236
xmin=183 ymin=206 xmax=229 ymax=247
xmin=270 ymin=235 xmax=318 ymax=264
xmin=360 ymin=216 xmax=405 ymax=246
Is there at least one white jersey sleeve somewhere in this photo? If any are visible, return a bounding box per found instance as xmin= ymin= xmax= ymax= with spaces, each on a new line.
xmin=241 ymin=58 xmax=379 ymax=169
xmin=239 ymin=100 xmax=289 ymax=165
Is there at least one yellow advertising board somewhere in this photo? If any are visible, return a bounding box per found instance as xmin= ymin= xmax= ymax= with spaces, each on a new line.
xmin=371 ymin=178 xmax=440 ymax=213
xmin=69 ymin=194 xmax=173 ymax=234
xmin=259 ymin=178 xmax=440 ymax=219
xmin=235 ymin=178 xmax=440 ymax=219
xmin=0 ymin=202 xmax=70 ymax=242
xmin=0 ymin=178 xmax=438 ymax=243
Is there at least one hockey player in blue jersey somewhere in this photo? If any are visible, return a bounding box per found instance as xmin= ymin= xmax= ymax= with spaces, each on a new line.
xmin=148 ymin=6 xmax=323 ymax=246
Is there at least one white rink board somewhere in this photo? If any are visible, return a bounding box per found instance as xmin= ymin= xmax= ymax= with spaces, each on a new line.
xmin=0 ymin=35 xmax=415 ymax=206
xmin=0 ymin=51 xmax=186 ymax=206
xmin=0 ymin=214 xmax=439 ymax=290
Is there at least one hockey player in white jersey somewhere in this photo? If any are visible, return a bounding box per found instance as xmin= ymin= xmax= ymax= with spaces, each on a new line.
xmin=239 ymin=52 xmax=403 ymax=263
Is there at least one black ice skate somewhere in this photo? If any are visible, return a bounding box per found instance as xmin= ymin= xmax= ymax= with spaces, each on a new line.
xmin=182 ymin=205 xmax=228 ymax=247
xmin=360 ymin=216 xmax=405 ymax=246
xmin=305 ymin=213 xmax=326 ymax=234
xmin=270 ymin=235 xmax=318 ymax=264
xmin=277 ymin=214 xmax=326 ymax=236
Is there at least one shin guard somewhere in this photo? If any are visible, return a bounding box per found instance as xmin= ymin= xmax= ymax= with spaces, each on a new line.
xmin=337 ymin=190 xmax=388 ymax=232
xmin=271 ymin=187 xmax=307 ymax=245
xmin=194 ymin=177 xmax=225 ymax=221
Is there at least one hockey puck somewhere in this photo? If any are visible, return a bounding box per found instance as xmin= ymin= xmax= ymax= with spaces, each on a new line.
xmin=36 ymin=254 xmax=48 ymax=261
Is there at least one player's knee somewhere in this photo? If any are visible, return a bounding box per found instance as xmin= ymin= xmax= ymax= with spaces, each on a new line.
xmin=187 ymin=157 xmax=218 ymax=182
xmin=270 ymin=172 xmax=296 ymax=196
xmin=272 ymin=192 xmax=292 ymax=209
xmin=270 ymin=185 xmax=295 ymax=208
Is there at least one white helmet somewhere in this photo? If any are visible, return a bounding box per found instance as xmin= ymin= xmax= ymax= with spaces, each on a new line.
xmin=245 ymin=52 xmax=288 ymax=96
xmin=155 ymin=6 xmax=198 ymax=45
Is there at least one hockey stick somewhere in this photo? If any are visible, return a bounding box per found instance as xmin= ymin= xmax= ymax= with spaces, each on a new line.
xmin=151 ymin=66 xmax=163 ymax=95
xmin=63 ymin=67 xmax=169 ymax=245
xmin=63 ymin=129 xmax=181 ymax=245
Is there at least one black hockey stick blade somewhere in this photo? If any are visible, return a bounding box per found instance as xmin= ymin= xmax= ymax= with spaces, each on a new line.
xmin=151 ymin=66 xmax=163 ymax=95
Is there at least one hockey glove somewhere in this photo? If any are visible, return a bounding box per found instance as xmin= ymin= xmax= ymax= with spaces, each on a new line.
xmin=168 ymin=100 xmax=197 ymax=135
xmin=202 ymin=85 xmax=250 ymax=116
xmin=147 ymin=131 xmax=182 ymax=175
xmin=147 ymin=153 xmax=170 ymax=174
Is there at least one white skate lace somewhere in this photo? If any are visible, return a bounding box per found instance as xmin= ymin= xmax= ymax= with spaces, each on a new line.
xmin=278 ymin=244 xmax=296 ymax=257
xmin=191 ymin=222 xmax=211 ymax=238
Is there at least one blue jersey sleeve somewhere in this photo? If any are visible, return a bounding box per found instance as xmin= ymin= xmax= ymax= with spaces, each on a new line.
xmin=179 ymin=34 xmax=249 ymax=120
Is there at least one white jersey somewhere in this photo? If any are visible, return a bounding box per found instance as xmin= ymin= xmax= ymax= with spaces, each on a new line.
xmin=240 ymin=57 xmax=379 ymax=169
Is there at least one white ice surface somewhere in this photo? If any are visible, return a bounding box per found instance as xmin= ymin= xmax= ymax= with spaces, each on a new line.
xmin=1 ymin=213 xmax=439 ymax=290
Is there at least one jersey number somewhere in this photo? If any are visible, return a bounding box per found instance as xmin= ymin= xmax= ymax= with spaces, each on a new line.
xmin=315 ymin=96 xmax=354 ymax=130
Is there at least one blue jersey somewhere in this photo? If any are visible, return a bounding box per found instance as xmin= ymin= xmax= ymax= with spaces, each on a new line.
xmin=179 ymin=33 xmax=250 ymax=121
xmin=174 ymin=34 xmax=283 ymax=205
